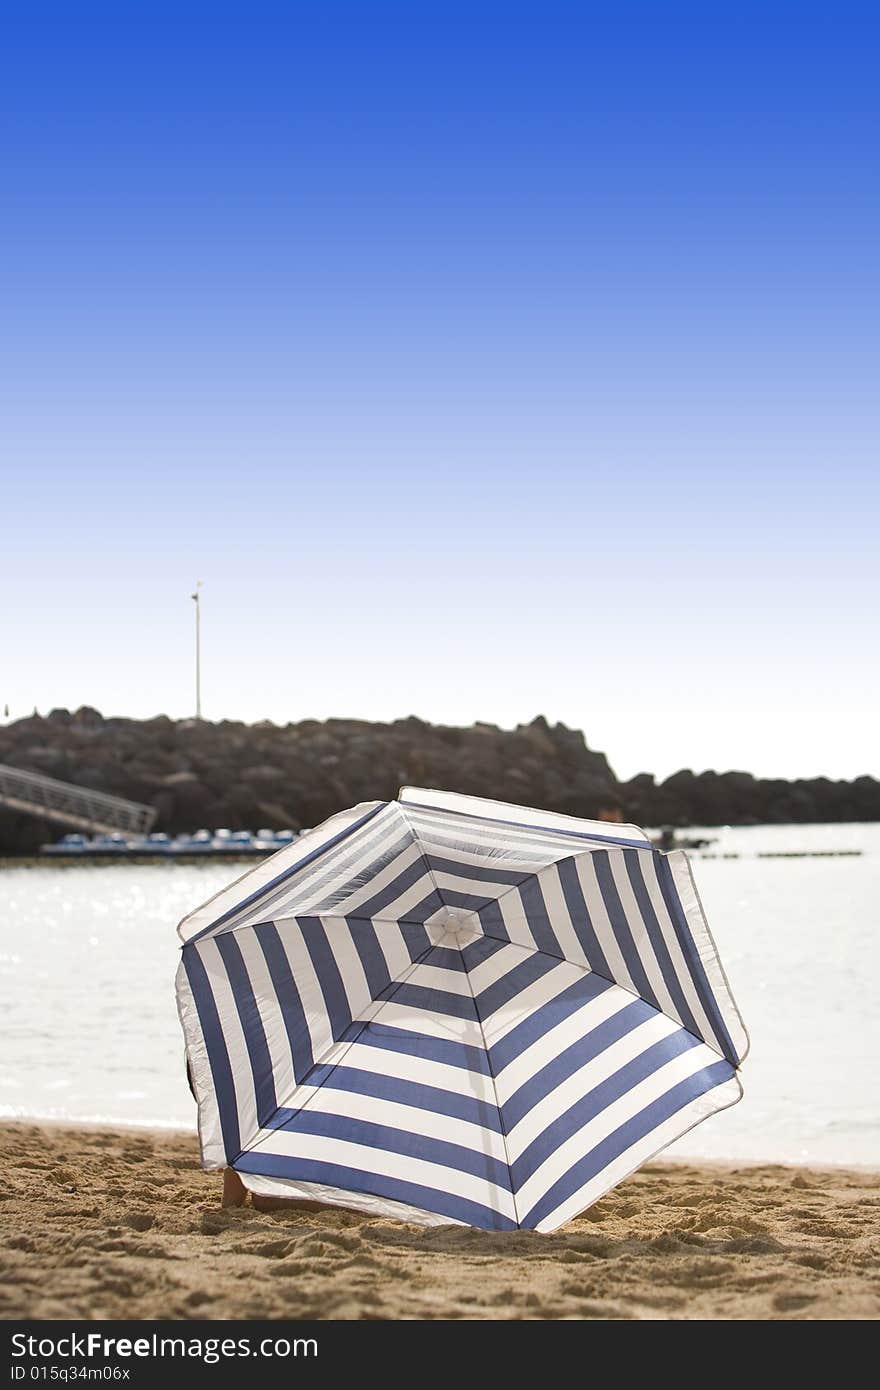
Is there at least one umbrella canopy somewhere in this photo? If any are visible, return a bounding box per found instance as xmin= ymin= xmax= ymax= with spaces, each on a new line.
xmin=176 ymin=788 xmax=747 ymax=1232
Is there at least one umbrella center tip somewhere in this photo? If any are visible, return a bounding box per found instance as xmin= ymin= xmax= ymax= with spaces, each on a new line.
xmin=428 ymin=908 xmax=480 ymax=949
xmin=441 ymin=914 xmax=478 ymax=948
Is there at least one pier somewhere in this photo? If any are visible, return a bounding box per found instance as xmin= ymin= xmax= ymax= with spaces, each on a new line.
xmin=0 ymin=763 xmax=157 ymax=836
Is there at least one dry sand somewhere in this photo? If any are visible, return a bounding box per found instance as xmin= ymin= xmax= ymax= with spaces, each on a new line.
xmin=0 ymin=1121 xmax=878 ymax=1320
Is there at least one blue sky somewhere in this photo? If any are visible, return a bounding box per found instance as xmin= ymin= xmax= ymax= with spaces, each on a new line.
xmin=1 ymin=2 xmax=877 ymax=780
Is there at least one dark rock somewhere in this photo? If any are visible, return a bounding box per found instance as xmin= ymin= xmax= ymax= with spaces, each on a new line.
xmin=0 ymin=709 xmax=877 ymax=854
xmin=71 ymin=706 xmax=103 ymax=729
xmin=238 ymin=764 xmax=284 ymax=784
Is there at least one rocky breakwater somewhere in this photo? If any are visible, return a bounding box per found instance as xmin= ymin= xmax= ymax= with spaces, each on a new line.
xmin=0 ymin=709 xmax=621 ymax=854
xmin=1 ymin=708 xmax=878 ymax=854
xmin=620 ymin=767 xmax=880 ymax=827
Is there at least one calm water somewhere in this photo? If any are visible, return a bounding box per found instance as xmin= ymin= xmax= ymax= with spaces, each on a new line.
xmin=1 ymin=823 xmax=878 ymax=1165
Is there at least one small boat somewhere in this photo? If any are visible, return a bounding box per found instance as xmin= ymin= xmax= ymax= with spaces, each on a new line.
xmin=40 ymin=827 xmax=300 ymax=859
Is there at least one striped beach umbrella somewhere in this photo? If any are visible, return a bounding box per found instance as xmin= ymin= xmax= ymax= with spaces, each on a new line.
xmin=177 ymin=788 xmax=747 ymax=1232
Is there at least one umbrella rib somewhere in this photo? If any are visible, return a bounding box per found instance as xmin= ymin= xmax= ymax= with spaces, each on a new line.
xmin=396 ymin=800 xmax=458 ymax=908
xmin=472 ymin=876 xmax=735 ymax=1066
xmin=238 ymin=911 xmax=444 ymax=932
xmin=248 ymin=937 xmax=441 ymax=1148
xmin=183 ymin=802 xmax=429 ymax=947
xmin=181 ymin=801 xmax=391 ymax=944
xmin=460 ymin=940 xmax=522 ymax=1229
xmin=305 ymin=802 xmax=445 ymax=923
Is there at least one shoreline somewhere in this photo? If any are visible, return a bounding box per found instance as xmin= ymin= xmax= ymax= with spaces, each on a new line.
xmin=1 ymin=1121 xmax=878 ymax=1319
xmin=4 ymin=1114 xmax=877 ymax=1175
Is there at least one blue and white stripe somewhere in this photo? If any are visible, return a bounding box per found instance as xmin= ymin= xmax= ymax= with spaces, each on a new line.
xmin=177 ymin=787 xmax=747 ymax=1232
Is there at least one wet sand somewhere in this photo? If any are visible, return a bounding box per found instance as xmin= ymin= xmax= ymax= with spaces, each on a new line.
xmin=0 ymin=1122 xmax=878 ymax=1320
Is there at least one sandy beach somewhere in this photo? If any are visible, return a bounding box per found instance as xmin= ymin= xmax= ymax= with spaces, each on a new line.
xmin=0 ymin=1122 xmax=877 ymax=1320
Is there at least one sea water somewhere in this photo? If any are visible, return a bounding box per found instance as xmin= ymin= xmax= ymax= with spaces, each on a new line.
xmin=1 ymin=823 xmax=877 ymax=1165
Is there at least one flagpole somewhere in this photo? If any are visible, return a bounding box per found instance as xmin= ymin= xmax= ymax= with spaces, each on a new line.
xmin=192 ymin=582 xmax=202 ymax=719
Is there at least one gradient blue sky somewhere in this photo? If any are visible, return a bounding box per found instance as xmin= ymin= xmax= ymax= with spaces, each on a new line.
xmin=1 ymin=2 xmax=877 ymax=781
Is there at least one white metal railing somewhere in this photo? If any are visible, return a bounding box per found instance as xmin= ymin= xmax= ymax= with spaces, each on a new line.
xmin=0 ymin=763 xmax=157 ymax=835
